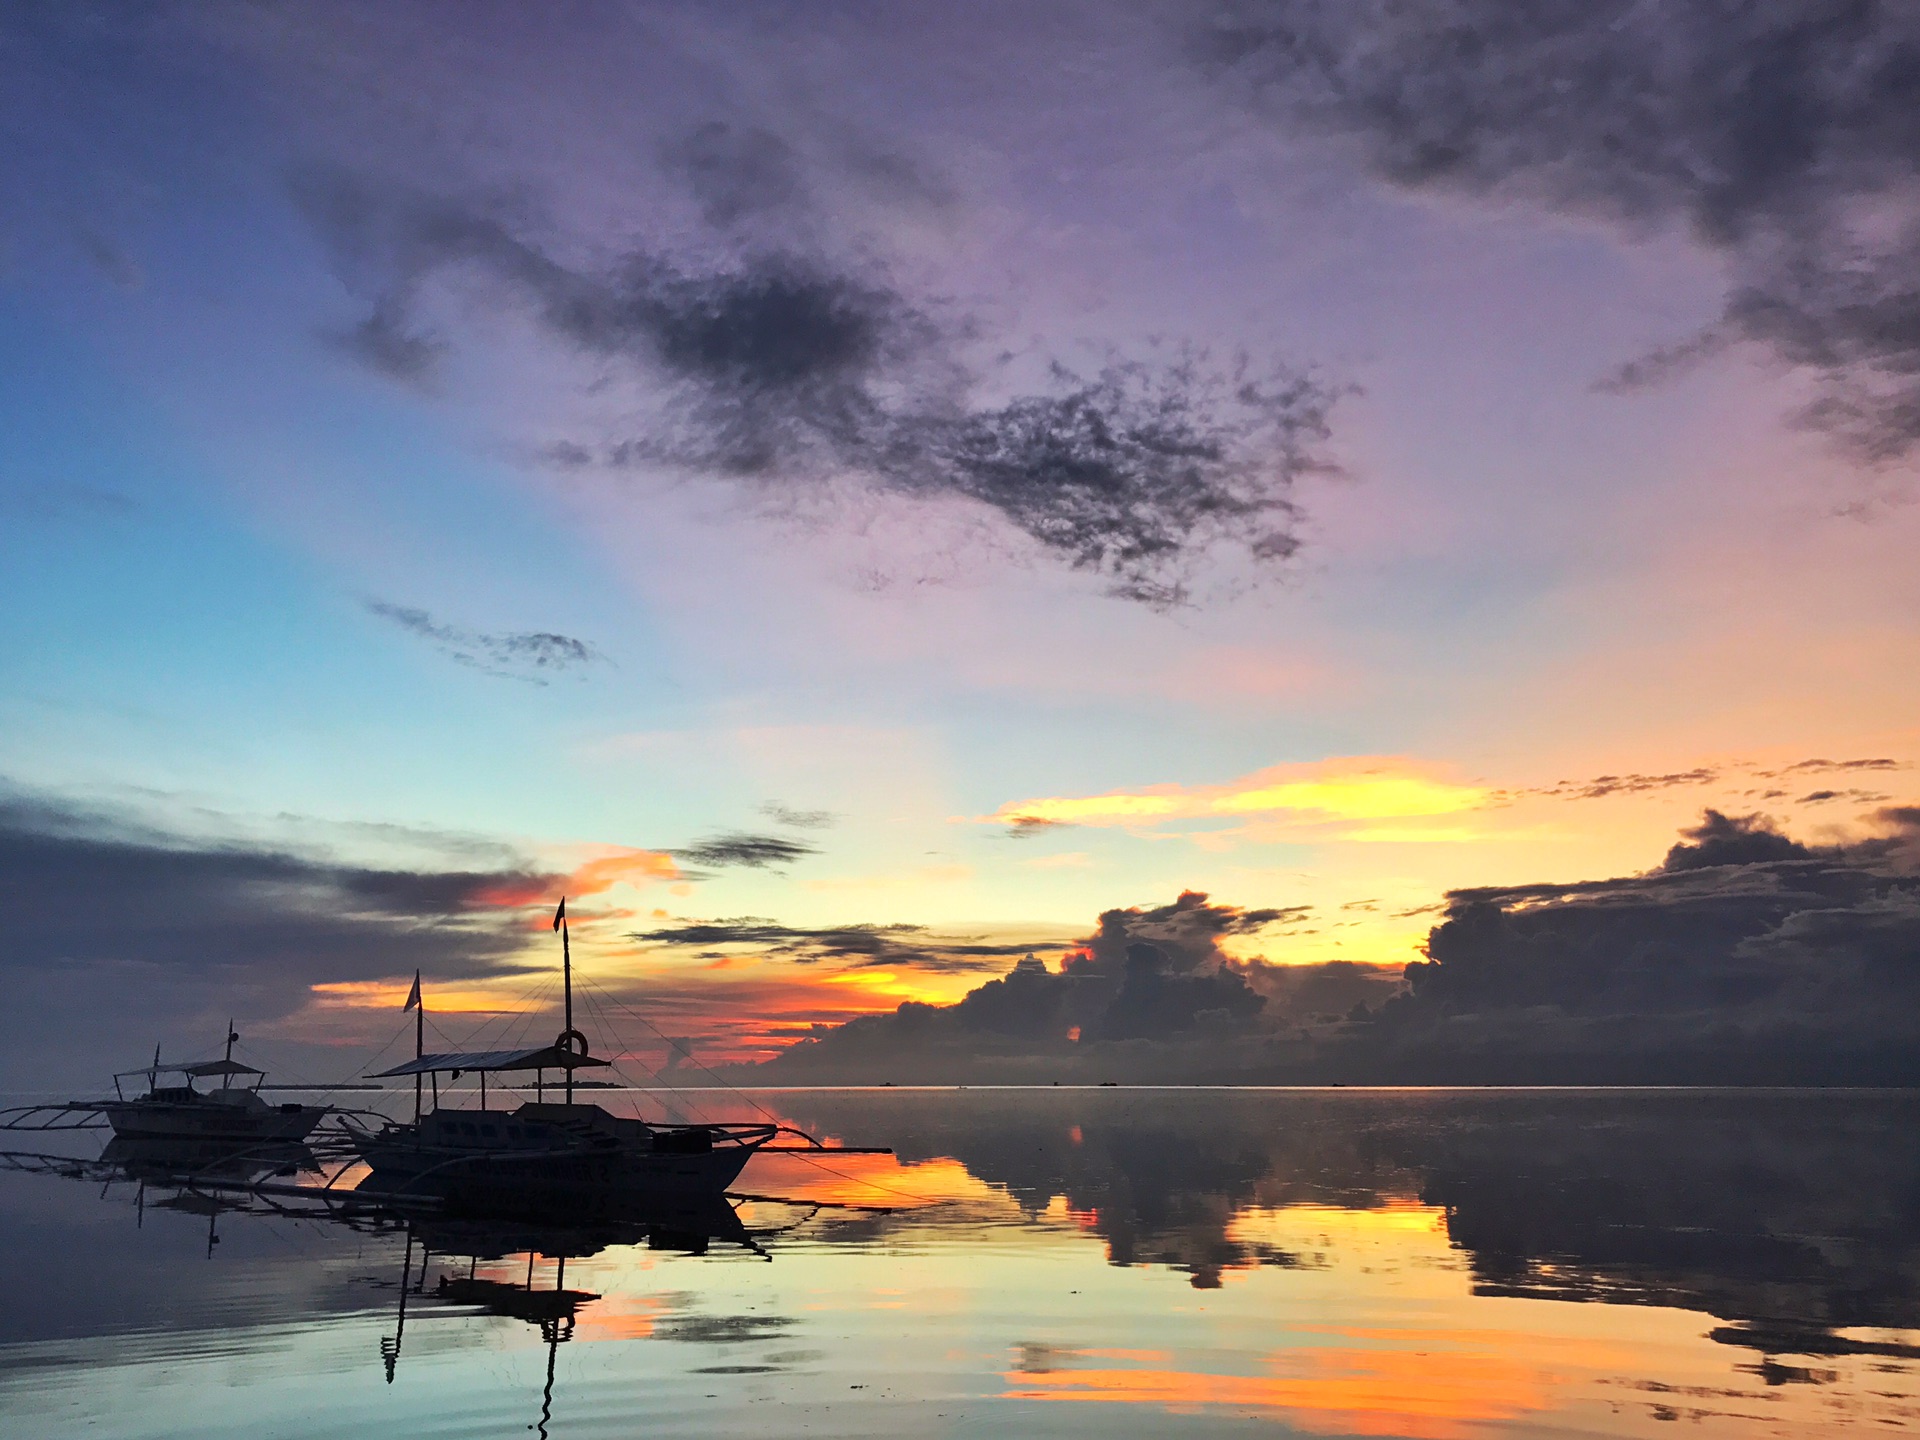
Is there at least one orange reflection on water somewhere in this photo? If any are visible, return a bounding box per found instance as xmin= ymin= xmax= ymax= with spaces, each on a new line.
xmin=1003 ymin=1342 xmax=1544 ymax=1440
xmin=565 ymin=1291 xmax=666 ymax=1342
xmin=741 ymin=1149 xmax=1015 ymax=1213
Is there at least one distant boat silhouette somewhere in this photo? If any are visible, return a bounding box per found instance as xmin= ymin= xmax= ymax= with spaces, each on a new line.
xmin=98 ymin=1023 xmax=327 ymax=1143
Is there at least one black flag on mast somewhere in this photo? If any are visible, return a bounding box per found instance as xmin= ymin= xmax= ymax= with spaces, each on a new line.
xmin=553 ymin=897 xmax=566 ymax=931
xmin=403 ymin=970 xmax=421 ymax=1012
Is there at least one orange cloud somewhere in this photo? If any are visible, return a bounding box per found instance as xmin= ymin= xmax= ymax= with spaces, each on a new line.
xmin=469 ymin=847 xmax=682 ymax=913
xmin=563 ymin=847 xmax=683 ymax=896
xmin=989 ymin=758 xmax=1488 ymax=837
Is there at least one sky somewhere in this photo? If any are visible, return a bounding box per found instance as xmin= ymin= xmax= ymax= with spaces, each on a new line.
xmin=2 ymin=2 xmax=1917 ymax=1085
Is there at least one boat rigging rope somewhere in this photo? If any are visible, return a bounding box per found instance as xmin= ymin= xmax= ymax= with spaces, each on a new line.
xmin=574 ymin=985 xmax=665 ymax=1114
xmin=575 ymin=976 xmax=941 ymax=1209
xmin=578 ymin=977 xmax=786 ymax=1127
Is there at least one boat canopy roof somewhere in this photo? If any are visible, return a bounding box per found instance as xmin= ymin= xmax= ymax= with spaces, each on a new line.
xmin=113 ymin=1059 xmax=265 ymax=1080
xmin=369 ymin=1043 xmax=611 ymax=1078
xmin=184 ymin=1059 xmax=265 ymax=1078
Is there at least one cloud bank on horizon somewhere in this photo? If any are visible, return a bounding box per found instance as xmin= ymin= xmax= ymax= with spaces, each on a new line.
xmin=744 ymin=806 xmax=1920 ymax=1085
xmin=3 ymin=768 xmax=1916 ymax=1090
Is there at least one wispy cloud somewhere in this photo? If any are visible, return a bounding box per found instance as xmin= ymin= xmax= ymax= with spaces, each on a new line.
xmin=675 ymin=831 xmax=820 ymax=872
xmin=298 ymin=170 xmax=1343 ymax=607
xmin=759 ymin=803 xmax=837 ymax=830
xmin=1519 ymin=768 xmax=1723 ymax=801
xmin=365 ymin=599 xmax=602 ymax=683
xmin=1199 ymin=1 xmax=1920 ymax=462
xmin=1758 ymin=757 xmax=1904 ymax=778
xmin=630 ymin=916 xmax=1042 ymax=974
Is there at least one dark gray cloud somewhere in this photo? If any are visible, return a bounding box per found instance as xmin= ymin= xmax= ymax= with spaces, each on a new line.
xmin=1514 ymin=757 xmax=1907 ymax=803
xmin=758 ymin=803 xmax=835 ymax=830
xmin=731 ymin=891 xmax=1400 ymax=1081
xmin=297 ymin=169 xmax=1341 ymax=606
xmin=1201 ymin=1 xmax=1920 ymax=461
xmin=664 ymin=121 xmax=806 ymax=228
xmin=1659 ymin=808 xmax=1809 ymax=871
xmin=1759 ymin=756 xmax=1904 ymax=777
xmin=630 ymin=916 xmax=1037 ymax=974
xmin=291 ymin=164 xmax=948 ymax=473
xmin=365 ymin=599 xmax=600 ymax=683
xmin=921 ymin=358 xmax=1334 ymax=608
xmin=1527 ymin=768 xmax=1721 ymax=800
xmin=1003 ymin=815 xmax=1069 ymax=840
xmin=324 ymin=297 xmax=446 ymax=387
xmin=0 ymin=787 xmax=555 ymax=1089
xmin=1798 ymin=787 xmax=1890 ymax=805
xmin=1070 ymin=889 xmax=1297 ymax=973
xmin=1375 ymin=807 xmax=1920 ymax=1082
xmin=673 ymin=832 xmax=819 ymax=872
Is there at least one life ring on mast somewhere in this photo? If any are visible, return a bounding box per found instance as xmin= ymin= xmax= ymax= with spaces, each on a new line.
xmin=554 ymin=1028 xmax=591 ymax=1060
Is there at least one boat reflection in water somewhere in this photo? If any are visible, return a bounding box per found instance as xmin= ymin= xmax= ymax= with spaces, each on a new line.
xmin=99 ymin=1134 xmax=319 ymax=1189
xmin=0 ymin=1122 xmax=850 ymax=1436
xmin=375 ymin=1188 xmax=790 ymax=1437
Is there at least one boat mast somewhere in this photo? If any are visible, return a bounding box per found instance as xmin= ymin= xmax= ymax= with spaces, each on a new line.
xmin=556 ymin=896 xmax=574 ymax=1104
xmin=407 ymin=970 xmax=424 ymax=1123
xmin=222 ymin=1020 xmax=237 ymax=1092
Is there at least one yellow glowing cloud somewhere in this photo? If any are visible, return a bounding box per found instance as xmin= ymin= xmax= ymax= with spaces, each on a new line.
xmin=1214 ymin=773 xmax=1482 ymax=819
xmin=990 ymin=758 xmax=1488 ymax=836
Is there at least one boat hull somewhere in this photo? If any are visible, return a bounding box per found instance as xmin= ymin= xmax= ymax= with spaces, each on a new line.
xmin=101 ymin=1101 xmax=325 ymax=1143
xmin=354 ymin=1141 xmax=756 ymax=1216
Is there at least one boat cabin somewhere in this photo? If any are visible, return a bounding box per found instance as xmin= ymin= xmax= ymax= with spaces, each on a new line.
xmin=115 ymin=1058 xmax=269 ymax=1104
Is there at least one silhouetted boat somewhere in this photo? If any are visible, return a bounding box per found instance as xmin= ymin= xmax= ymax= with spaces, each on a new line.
xmin=99 ymin=1025 xmax=327 ymax=1143
xmin=340 ymin=897 xmax=885 ymax=1215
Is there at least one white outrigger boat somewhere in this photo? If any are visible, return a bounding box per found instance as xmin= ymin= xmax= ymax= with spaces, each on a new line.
xmin=0 ymin=1029 xmax=326 ymax=1144
xmin=340 ymin=898 xmax=885 ymax=1214
xmin=0 ymin=1025 xmax=328 ymax=1143
xmin=99 ymin=1028 xmax=328 ymax=1143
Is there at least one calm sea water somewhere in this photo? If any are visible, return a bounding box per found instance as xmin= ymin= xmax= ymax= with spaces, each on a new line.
xmin=1 ymin=1087 xmax=1915 ymax=1439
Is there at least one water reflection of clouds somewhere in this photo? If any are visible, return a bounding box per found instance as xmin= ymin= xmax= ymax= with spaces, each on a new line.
xmin=3 ymin=1090 xmax=1918 ymax=1438
xmin=1003 ymin=1342 xmax=1544 ymax=1440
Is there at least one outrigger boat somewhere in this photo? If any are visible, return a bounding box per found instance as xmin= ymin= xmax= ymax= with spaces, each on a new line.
xmin=341 ymin=898 xmax=885 ymax=1214
xmin=98 ymin=1025 xmax=327 ymax=1143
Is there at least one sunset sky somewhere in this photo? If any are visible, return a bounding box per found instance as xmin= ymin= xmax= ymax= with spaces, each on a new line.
xmin=3 ymin=3 xmax=1916 ymax=1080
